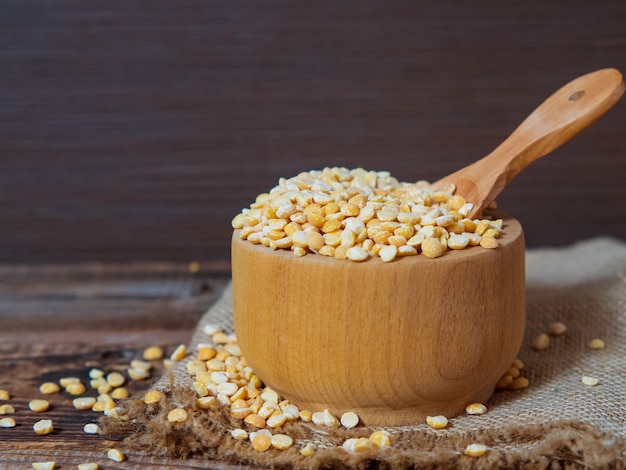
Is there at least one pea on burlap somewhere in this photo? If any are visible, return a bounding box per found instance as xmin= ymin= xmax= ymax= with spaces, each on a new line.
xmin=102 ymin=237 xmax=626 ymax=469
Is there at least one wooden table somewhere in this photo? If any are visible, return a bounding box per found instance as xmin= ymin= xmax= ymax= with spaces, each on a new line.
xmin=0 ymin=262 xmax=250 ymax=469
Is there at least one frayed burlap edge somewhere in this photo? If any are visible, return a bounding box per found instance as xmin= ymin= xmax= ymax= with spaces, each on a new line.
xmin=102 ymin=237 xmax=626 ymax=469
xmin=103 ymin=385 xmax=623 ymax=469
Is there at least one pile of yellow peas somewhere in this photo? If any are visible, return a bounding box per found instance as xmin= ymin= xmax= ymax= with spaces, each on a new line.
xmin=232 ymin=167 xmax=504 ymax=262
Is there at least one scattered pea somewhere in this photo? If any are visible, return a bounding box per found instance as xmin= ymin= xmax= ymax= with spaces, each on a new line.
xmin=144 ymin=390 xmax=163 ymax=404
xmin=588 ymin=338 xmax=606 ymax=349
xmin=300 ymin=444 xmax=316 ymax=456
xmin=32 ymin=462 xmax=55 ymax=470
xmin=73 ymin=397 xmax=96 ymax=410
xmin=128 ymin=368 xmax=151 ymax=381
xmin=582 ymin=376 xmax=599 ymax=386
xmin=251 ymin=432 xmax=272 ymax=451
xmin=511 ymin=377 xmax=530 ymax=389
xmin=143 ymin=345 xmax=164 ymax=361
xmin=549 ymin=322 xmax=567 ymax=336
xmin=266 ymin=413 xmax=287 ymax=429
xmin=271 ymin=433 xmax=294 ymax=450
xmin=29 ymin=399 xmax=50 ymax=413
xmin=465 ymin=443 xmax=488 ymax=457
xmin=170 ymin=344 xmax=187 ymax=362
xmin=111 ymin=387 xmax=129 ymax=399
xmin=77 ymin=463 xmax=99 ymax=470
xmin=167 ymin=407 xmax=188 ymax=423
xmin=426 ymin=415 xmax=448 ymax=429
xmin=188 ymin=261 xmax=200 ymax=273
xmin=465 ymin=403 xmax=488 ymax=415
xmin=0 ymin=404 xmax=15 ymax=415
xmin=107 ymin=448 xmax=125 ymax=462
xmin=230 ymin=428 xmax=248 ymax=440
xmin=340 ymin=411 xmax=360 ymax=429
xmin=91 ymin=402 xmax=106 ymax=412
xmin=83 ymin=423 xmax=100 ymax=434
xmin=197 ymin=396 xmax=216 ymax=409
xmin=130 ymin=359 xmax=152 ymax=371
xmin=197 ymin=344 xmax=217 ymax=361
xmin=65 ymin=382 xmax=87 ymax=396
xmin=244 ymin=414 xmax=266 ymax=429
xmin=369 ymin=430 xmax=392 ymax=448
xmin=88 ymin=369 xmax=105 ymax=379
xmin=39 ymin=382 xmax=61 ymax=394
xmin=0 ymin=417 xmax=16 ymax=428
xmin=106 ymin=372 xmax=125 ymax=388
xmin=33 ymin=419 xmax=54 ymax=435
xmin=322 ymin=408 xmax=340 ymax=427
xmin=343 ymin=437 xmax=374 ymax=453
xmin=496 ymin=374 xmax=514 ymax=389
xmin=59 ymin=377 xmax=80 ymax=388
xmin=532 ymin=333 xmax=550 ymax=351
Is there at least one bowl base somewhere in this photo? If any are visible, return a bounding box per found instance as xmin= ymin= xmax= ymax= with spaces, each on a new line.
xmin=280 ymin=385 xmax=496 ymax=426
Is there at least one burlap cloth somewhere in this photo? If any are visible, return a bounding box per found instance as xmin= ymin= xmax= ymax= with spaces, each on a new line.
xmin=103 ymin=237 xmax=626 ymax=469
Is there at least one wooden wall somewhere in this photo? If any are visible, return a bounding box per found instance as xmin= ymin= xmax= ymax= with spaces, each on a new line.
xmin=1 ymin=1 xmax=625 ymax=265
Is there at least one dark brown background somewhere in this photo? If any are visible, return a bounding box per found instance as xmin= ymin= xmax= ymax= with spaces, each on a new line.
xmin=1 ymin=1 xmax=625 ymax=265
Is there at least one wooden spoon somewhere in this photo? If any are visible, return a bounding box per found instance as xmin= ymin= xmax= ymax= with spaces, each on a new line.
xmin=433 ymin=68 xmax=625 ymax=219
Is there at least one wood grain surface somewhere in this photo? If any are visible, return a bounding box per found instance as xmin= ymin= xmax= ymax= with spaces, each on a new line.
xmin=1 ymin=1 xmax=625 ymax=264
xmin=0 ymin=263 xmax=243 ymax=469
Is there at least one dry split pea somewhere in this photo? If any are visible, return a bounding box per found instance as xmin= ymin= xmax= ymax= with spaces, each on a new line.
xmin=532 ymin=333 xmax=550 ymax=351
xmin=549 ymin=322 xmax=567 ymax=336
xmin=495 ymin=358 xmax=529 ymax=390
xmin=77 ymin=464 xmax=98 ymax=470
xmin=143 ymin=345 xmax=164 ymax=360
xmin=32 ymin=463 xmax=56 ymax=470
xmin=426 ymin=415 xmax=448 ymax=429
xmin=0 ymin=404 xmax=15 ymax=414
xmin=33 ymin=419 xmax=54 ymax=435
xmin=167 ymin=407 xmax=188 ymax=423
xmin=465 ymin=443 xmax=489 ymax=457
xmin=582 ymin=376 xmax=599 ymax=386
xmin=233 ymin=167 xmax=505 ymax=262
xmin=465 ymin=403 xmax=488 ymax=415
xmin=39 ymin=382 xmax=60 ymax=394
xmin=0 ymin=417 xmax=16 ymax=428
xmin=107 ymin=448 xmax=125 ymax=462
xmin=588 ymin=338 xmax=606 ymax=349
xmin=29 ymin=399 xmax=50 ymax=413
xmin=83 ymin=423 xmax=100 ymax=434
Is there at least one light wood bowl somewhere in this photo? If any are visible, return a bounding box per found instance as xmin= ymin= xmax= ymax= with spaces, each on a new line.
xmin=232 ymin=214 xmax=525 ymax=426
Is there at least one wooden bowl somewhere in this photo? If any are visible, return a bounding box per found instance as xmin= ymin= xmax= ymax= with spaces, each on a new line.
xmin=231 ymin=214 xmax=525 ymax=426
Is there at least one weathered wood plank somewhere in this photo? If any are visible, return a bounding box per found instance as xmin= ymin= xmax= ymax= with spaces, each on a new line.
xmin=0 ymin=264 xmax=252 ymax=468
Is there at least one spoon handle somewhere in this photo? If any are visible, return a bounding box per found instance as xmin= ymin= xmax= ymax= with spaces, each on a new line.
xmin=436 ymin=68 xmax=625 ymax=219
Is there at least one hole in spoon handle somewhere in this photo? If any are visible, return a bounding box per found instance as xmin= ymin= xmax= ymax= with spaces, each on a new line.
xmin=568 ymin=90 xmax=585 ymax=101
